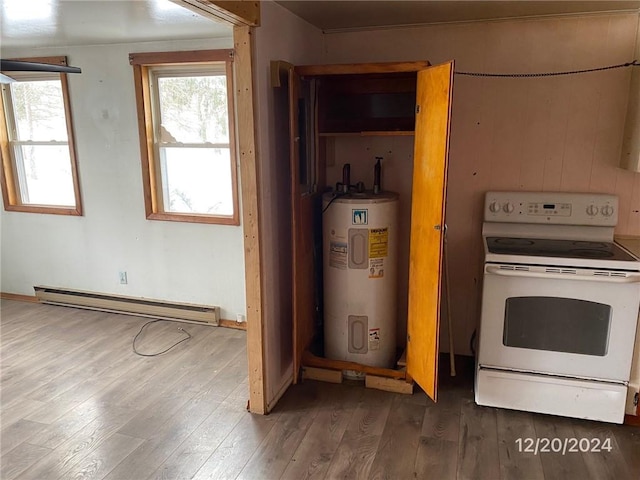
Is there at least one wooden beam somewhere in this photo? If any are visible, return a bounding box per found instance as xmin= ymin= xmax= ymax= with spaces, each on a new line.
xmin=172 ymin=0 xmax=260 ymax=26
xmin=365 ymin=375 xmax=414 ymax=395
xmin=295 ymin=61 xmax=431 ymax=77
xmin=234 ymin=25 xmax=266 ymax=414
xmin=129 ymin=49 xmax=233 ymax=66
xmin=302 ymin=366 xmax=343 ymax=384
xmin=302 ymin=351 xmax=406 ymax=379
xmin=3 ymin=55 xmax=68 ymax=66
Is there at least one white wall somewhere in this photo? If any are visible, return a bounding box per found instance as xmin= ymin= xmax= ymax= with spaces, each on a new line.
xmin=324 ymin=13 xmax=640 ymax=355
xmin=254 ymin=1 xmax=324 ymax=407
xmin=0 ymin=36 xmax=249 ymax=320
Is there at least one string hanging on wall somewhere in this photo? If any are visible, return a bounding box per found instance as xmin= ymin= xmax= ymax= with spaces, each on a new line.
xmin=455 ymin=60 xmax=639 ymax=78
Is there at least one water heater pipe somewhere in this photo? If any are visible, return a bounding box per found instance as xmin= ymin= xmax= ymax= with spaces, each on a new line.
xmin=373 ymin=157 xmax=382 ymax=194
xmin=342 ymin=163 xmax=351 ymax=193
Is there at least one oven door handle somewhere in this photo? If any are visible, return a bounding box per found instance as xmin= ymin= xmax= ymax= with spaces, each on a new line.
xmin=485 ymin=266 xmax=640 ymax=283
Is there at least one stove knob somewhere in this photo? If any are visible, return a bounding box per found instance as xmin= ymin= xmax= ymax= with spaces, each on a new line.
xmin=503 ymin=202 xmax=515 ymax=213
xmin=489 ymin=201 xmax=501 ymax=213
xmin=586 ymin=204 xmax=599 ymax=216
xmin=601 ymin=205 xmax=614 ymax=217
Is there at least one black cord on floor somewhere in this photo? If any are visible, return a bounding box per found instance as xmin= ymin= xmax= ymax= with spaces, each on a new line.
xmin=132 ymin=319 xmax=192 ymax=357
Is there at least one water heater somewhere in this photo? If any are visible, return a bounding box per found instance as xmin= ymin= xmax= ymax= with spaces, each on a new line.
xmin=322 ymin=191 xmax=399 ymax=371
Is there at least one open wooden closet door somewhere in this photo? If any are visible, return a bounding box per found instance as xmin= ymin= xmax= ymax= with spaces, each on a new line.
xmin=406 ymin=61 xmax=455 ymax=402
xmin=289 ymin=68 xmax=317 ymax=384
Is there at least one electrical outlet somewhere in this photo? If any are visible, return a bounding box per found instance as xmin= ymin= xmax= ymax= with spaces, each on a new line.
xmin=119 ymin=271 xmax=128 ymax=284
xmin=236 ymin=313 xmax=246 ymax=323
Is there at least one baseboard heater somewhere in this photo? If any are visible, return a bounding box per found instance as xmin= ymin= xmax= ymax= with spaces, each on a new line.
xmin=34 ymin=286 xmax=220 ymax=326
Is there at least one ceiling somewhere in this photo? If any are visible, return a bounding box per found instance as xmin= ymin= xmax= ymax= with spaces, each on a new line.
xmin=1 ymin=1 xmax=639 ymax=49
xmin=276 ymin=1 xmax=640 ymax=32
xmin=0 ymin=0 xmax=231 ymax=49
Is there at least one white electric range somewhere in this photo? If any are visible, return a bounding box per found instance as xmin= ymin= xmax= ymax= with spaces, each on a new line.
xmin=475 ymin=191 xmax=640 ymax=424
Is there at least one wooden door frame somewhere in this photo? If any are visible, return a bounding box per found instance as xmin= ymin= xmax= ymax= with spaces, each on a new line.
xmin=142 ymin=2 xmax=267 ymax=413
xmin=288 ymin=66 xmax=303 ymax=384
xmin=234 ymin=25 xmax=266 ymax=414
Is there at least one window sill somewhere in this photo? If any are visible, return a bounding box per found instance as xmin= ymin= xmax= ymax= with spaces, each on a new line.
xmin=4 ymin=205 xmax=82 ymax=216
xmin=147 ymin=211 xmax=239 ymax=226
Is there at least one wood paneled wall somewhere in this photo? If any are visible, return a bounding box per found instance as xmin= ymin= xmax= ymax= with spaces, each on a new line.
xmin=254 ymin=1 xmax=325 ymax=408
xmin=324 ymin=13 xmax=640 ymax=355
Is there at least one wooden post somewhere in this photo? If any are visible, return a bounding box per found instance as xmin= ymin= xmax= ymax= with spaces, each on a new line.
xmin=171 ymin=0 xmax=260 ymax=26
xmin=234 ymin=25 xmax=266 ymax=414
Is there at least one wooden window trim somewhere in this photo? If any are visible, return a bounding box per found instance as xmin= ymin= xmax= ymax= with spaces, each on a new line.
xmin=131 ymin=49 xmax=239 ymax=225
xmin=9 ymin=55 xmax=69 ymax=66
xmin=0 ymin=56 xmax=82 ymax=216
xmin=130 ymin=49 xmax=233 ymax=66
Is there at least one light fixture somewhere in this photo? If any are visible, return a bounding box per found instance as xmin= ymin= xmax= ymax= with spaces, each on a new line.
xmin=0 ymin=59 xmax=82 ymax=84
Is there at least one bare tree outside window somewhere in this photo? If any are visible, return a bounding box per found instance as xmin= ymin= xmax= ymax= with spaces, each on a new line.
xmin=155 ymin=73 xmax=233 ymax=216
xmin=9 ymin=80 xmax=74 ymax=206
xmin=130 ymin=50 xmax=238 ymax=225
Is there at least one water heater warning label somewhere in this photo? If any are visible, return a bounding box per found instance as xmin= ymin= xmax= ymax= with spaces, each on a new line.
xmin=329 ymin=241 xmax=347 ymax=269
xmin=369 ymin=258 xmax=384 ymax=278
xmin=369 ymin=328 xmax=380 ymax=350
xmin=369 ymin=228 xmax=388 ymax=258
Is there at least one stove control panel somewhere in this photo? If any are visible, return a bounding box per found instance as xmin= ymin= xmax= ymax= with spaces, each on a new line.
xmin=527 ymin=202 xmax=571 ymax=216
xmin=484 ymin=192 xmax=618 ymax=226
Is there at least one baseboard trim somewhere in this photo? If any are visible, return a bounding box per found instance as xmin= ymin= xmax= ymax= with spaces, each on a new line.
xmin=2 ymin=290 xmax=246 ymax=332
xmin=1 ymin=292 xmax=39 ymax=303
xmin=34 ymin=286 xmax=220 ymax=325
xmin=219 ymin=319 xmax=247 ymax=331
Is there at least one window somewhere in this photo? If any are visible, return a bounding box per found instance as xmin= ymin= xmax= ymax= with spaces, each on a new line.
xmin=0 ymin=56 xmax=82 ymax=215
xmin=130 ymin=50 xmax=239 ymax=225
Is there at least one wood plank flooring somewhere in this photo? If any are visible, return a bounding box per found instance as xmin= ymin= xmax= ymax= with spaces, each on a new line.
xmin=2 ymin=299 xmax=640 ymax=479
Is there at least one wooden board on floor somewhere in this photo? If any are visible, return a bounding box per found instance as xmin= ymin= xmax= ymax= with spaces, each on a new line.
xmin=301 ymin=365 xmax=413 ymax=395
xmin=302 ymin=350 xmax=406 ymax=379
xmin=365 ymin=375 xmax=414 ymax=395
xmin=302 ymin=366 xmax=342 ymax=384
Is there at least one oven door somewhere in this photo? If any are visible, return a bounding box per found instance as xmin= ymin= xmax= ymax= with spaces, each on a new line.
xmin=478 ymin=263 xmax=640 ymax=382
